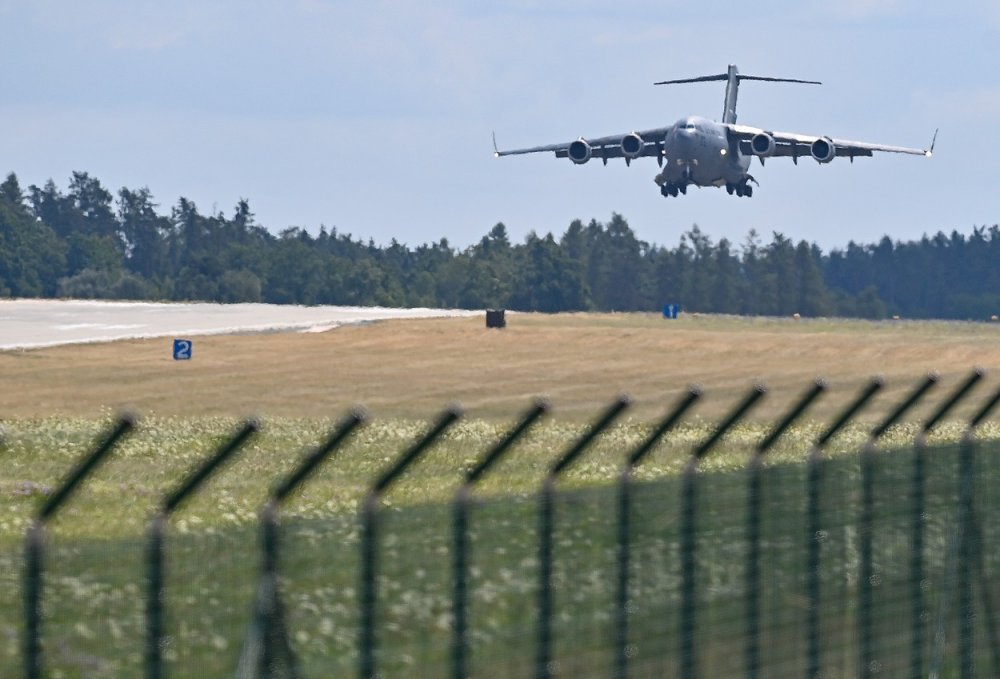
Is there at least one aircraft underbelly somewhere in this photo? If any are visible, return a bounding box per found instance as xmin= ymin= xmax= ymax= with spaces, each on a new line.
xmin=692 ymin=157 xmax=724 ymax=185
xmin=656 ymin=124 xmax=754 ymax=190
xmin=658 ymin=155 xmax=728 ymax=186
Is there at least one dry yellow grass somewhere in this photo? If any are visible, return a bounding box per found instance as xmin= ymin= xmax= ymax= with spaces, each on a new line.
xmin=2 ymin=312 xmax=999 ymax=423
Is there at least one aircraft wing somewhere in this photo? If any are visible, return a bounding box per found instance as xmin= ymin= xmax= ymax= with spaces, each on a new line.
xmin=493 ymin=126 xmax=675 ymax=162
xmin=727 ymin=123 xmax=935 ymax=160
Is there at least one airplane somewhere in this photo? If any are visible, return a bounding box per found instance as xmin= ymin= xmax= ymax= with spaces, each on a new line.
xmin=493 ymin=64 xmax=936 ymax=198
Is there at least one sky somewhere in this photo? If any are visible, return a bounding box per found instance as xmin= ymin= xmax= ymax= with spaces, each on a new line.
xmin=0 ymin=1 xmax=997 ymax=253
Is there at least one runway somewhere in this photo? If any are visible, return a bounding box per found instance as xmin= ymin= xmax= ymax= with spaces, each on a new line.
xmin=0 ymin=299 xmax=478 ymax=350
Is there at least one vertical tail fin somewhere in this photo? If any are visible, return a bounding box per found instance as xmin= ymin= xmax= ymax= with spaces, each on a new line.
xmin=654 ymin=65 xmax=821 ymax=124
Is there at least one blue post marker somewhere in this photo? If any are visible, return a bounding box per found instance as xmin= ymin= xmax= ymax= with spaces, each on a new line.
xmin=173 ymin=339 xmax=192 ymax=360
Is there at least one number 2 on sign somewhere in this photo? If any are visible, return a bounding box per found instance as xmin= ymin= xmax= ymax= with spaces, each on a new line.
xmin=173 ymin=339 xmax=192 ymax=360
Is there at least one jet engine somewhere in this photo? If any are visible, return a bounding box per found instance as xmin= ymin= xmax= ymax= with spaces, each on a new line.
xmin=750 ymin=132 xmax=776 ymax=157
xmin=567 ymin=139 xmax=592 ymax=164
xmin=810 ymin=137 xmax=836 ymax=163
xmin=620 ymin=133 xmax=644 ymax=159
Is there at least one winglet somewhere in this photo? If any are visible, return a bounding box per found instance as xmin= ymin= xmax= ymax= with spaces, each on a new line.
xmin=492 ymin=131 xmax=500 ymax=158
xmin=925 ymin=128 xmax=938 ymax=157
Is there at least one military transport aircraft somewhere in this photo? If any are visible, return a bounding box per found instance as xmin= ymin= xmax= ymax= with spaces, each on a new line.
xmin=493 ymin=64 xmax=936 ymax=198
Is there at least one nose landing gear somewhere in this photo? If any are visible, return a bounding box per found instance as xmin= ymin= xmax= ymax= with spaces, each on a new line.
xmin=655 ymin=165 xmax=693 ymax=199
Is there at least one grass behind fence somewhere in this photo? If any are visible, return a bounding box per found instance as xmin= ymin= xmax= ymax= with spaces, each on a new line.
xmin=3 ymin=414 xmax=1000 ymax=677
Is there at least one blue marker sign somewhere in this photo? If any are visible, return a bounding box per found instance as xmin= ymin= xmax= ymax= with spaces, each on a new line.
xmin=173 ymin=339 xmax=193 ymax=360
xmin=662 ymin=304 xmax=680 ymax=319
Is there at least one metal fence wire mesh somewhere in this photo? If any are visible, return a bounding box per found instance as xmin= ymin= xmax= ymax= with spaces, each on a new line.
xmin=5 ymin=382 xmax=1000 ymax=678
xmin=38 ymin=526 xmax=146 ymax=677
xmin=165 ymin=523 xmax=259 ymax=676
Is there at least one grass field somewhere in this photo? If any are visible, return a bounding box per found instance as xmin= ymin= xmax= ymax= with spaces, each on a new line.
xmin=3 ymin=311 xmax=1000 ymax=677
xmin=2 ymin=312 xmax=1000 ymax=422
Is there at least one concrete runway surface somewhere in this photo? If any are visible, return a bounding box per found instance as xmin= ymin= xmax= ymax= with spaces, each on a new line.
xmin=0 ymin=299 xmax=478 ymax=350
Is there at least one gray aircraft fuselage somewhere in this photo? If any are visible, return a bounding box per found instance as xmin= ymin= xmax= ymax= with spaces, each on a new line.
xmin=655 ymin=115 xmax=750 ymax=190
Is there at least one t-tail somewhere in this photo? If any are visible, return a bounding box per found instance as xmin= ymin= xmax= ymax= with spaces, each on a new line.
xmin=654 ymin=64 xmax=821 ymax=124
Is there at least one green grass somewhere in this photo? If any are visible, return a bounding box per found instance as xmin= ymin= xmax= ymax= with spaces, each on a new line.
xmin=4 ymin=414 xmax=1000 ymax=677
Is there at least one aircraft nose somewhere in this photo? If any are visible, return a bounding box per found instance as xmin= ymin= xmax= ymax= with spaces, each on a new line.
xmin=672 ymin=127 xmax=695 ymax=153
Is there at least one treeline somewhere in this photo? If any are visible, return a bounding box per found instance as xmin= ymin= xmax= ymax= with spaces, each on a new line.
xmin=0 ymin=171 xmax=997 ymax=320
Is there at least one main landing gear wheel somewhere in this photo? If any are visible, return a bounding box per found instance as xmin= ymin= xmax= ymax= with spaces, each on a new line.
xmin=729 ymin=180 xmax=754 ymax=198
xmin=659 ymin=183 xmax=687 ymax=198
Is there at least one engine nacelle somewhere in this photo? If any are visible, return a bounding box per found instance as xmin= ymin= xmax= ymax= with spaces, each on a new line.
xmin=750 ymin=132 xmax=776 ymax=157
xmin=567 ymin=139 xmax=592 ymax=164
xmin=620 ymin=133 xmax=643 ymax=159
xmin=811 ymin=137 xmax=836 ymax=163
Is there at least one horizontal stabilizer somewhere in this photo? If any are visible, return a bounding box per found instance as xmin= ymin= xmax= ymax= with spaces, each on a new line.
xmin=738 ymin=75 xmax=822 ymax=85
xmin=654 ymin=72 xmax=821 ymax=87
xmin=653 ymin=74 xmax=729 ymax=85
xmin=653 ymin=64 xmax=821 ymax=124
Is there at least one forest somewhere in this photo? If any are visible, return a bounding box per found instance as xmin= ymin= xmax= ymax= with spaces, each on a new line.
xmin=1 ymin=170 xmax=998 ymax=320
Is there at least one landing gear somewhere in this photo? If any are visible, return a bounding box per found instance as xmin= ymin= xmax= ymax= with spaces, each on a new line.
xmin=659 ymin=182 xmax=687 ymax=198
xmin=727 ymin=177 xmax=757 ymax=198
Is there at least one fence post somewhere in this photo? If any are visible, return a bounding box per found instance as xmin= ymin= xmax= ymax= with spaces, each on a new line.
xmin=451 ymin=400 xmax=548 ymax=679
xmin=959 ymin=382 xmax=1000 ymax=677
xmin=858 ymin=375 xmax=938 ymax=679
xmin=612 ymin=386 xmax=701 ymax=679
xmin=23 ymin=413 xmax=136 ymax=679
xmin=967 ymin=384 xmax=1000 ymax=675
xmin=536 ymin=395 xmax=630 ymax=679
xmin=927 ymin=383 xmax=1000 ymax=677
xmin=23 ymin=521 xmax=43 ymax=679
xmin=146 ymin=418 xmax=260 ymax=679
xmin=958 ymin=426 xmax=974 ymax=677
xmin=359 ymin=406 xmax=462 ymax=679
xmin=910 ymin=369 xmax=984 ymax=679
xmin=745 ymin=379 xmax=826 ymax=679
xmin=806 ymin=377 xmax=883 ymax=679
xmin=235 ymin=408 xmax=366 ymax=679
xmin=679 ymin=385 xmax=765 ymax=679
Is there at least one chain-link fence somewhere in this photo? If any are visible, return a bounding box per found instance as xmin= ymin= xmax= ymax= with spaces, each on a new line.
xmin=6 ymin=372 xmax=1000 ymax=678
